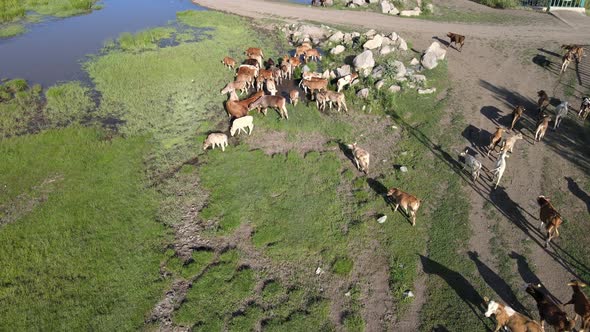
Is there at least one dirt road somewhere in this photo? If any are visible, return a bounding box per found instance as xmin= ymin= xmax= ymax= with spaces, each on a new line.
xmin=193 ymin=0 xmax=590 ymax=329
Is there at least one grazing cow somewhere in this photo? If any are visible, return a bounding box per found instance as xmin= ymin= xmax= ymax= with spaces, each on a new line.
xmin=579 ymin=97 xmax=590 ymax=120
xmin=245 ymin=47 xmax=264 ymax=58
xmin=222 ymin=89 xmax=263 ymax=118
xmin=337 ymin=73 xmax=359 ymax=92
xmin=459 ymin=149 xmax=482 ymax=181
xmin=289 ymin=90 xmax=299 ymax=107
xmin=484 ymin=297 xmax=542 ymax=332
xmin=230 ymin=115 xmax=254 ymax=136
xmin=491 ymin=151 xmax=509 ymax=189
xmin=304 ymin=49 xmax=322 ymax=62
xmin=564 ymin=280 xmax=590 ymax=331
xmin=271 ymin=66 xmax=282 ymax=85
xmin=487 ymin=127 xmax=505 ymax=156
xmin=295 ymin=43 xmax=312 ymax=57
xmin=500 ymin=133 xmax=523 ymax=154
xmin=347 ymin=142 xmax=370 ymax=174
xmin=265 ymin=57 xmax=275 ymax=69
xmin=554 ymin=101 xmax=569 ymax=129
xmin=447 ymin=32 xmax=465 ymax=51
xmin=265 ymin=79 xmax=277 ymax=96
xmin=249 ymin=95 xmax=289 ymax=119
xmin=243 ymin=58 xmax=260 ymax=68
xmin=537 ymin=196 xmax=563 ymax=247
xmin=510 ymin=105 xmax=525 ymax=131
xmin=560 ymin=50 xmax=575 ymax=74
xmin=526 ymin=283 xmax=575 ymax=331
xmin=221 ymin=80 xmax=248 ymax=96
xmin=203 ymin=133 xmax=228 ymax=152
xmin=221 ymin=56 xmax=236 ymax=70
xmin=315 ymin=91 xmax=329 ymax=112
xmin=301 ymin=78 xmax=328 ymax=99
xmin=386 ymin=187 xmax=421 ymax=226
xmin=534 ymin=116 xmax=551 ymax=143
xmin=538 ymin=90 xmax=550 ymax=119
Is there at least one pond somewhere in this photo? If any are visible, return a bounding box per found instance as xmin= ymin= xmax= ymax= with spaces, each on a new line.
xmin=0 ymin=0 xmax=204 ymax=87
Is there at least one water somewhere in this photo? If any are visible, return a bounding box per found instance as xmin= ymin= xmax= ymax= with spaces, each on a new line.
xmin=0 ymin=0 xmax=204 ymax=88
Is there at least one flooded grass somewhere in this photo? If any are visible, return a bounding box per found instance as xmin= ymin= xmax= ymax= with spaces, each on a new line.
xmin=118 ymin=27 xmax=176 ymax=52
xmin=0 ymin=23 xmax=25 ymax=38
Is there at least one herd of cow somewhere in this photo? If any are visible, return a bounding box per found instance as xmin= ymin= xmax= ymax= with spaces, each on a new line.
xmin=200 ymin=34 xmax=590 ymax=332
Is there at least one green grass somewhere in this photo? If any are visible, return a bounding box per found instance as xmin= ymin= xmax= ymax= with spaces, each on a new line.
xmin=0 ymin=23 xmax=24 ymax=37
xmin=472 ymin=0 xmax=517 ymax=8
xmin=45 ymin=81 xmax=95 ymax=126
xmin=0 ymin=127 xmax=167 ymax=330
xmin=0 ymin=81 xmax=42 ymax=138
xmin=118 ymin=27 xmax=176 ymax=52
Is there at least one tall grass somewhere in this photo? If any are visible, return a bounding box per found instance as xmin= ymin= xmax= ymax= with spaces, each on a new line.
xmin=118 ymin=27 xmax=175 ymax=52
xmin=45 ymin=81 xmax=95 ymax=125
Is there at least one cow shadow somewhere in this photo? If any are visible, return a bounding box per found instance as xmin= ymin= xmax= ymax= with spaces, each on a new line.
xmin=462 ymin=124 xmax=492 ymax=155
xmin=509 ymin=251 xmax=562 ymax=305
xmin=565 ymin=176 xmax=590 ymax=214
xmin=367 ymin=177 xmax=390 ymax=205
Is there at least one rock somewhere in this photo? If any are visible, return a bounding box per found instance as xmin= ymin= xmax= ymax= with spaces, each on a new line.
xmin=353 ymin=50 xmax=375 ymax=76
xmin=410 ymin=57 xmax=420 ymax=65
xmin=302 ymin=65 xmax=311 ymax=73
xmin=328 ymin=31 xmax=344 ymax=43
xmin=390 ymin=32 xmax=398 ymax=41
xmin=397 ymin=77 xmax=407 ymax=82
xmin=404 ymin=290 xmax=414 ymax=298
xmin=351 ymin=32 xmax=361 ymax=38
xmin=371 ymin=66 xmax=385 ymax=79
xmin=389 ymin=5 xmax=399 ymax=15
xmin=418 ymin=87 xmax=436 ymax=94
xmin=375 ymin=80 xmax=385 ymax=90
xmin=411 ymin=74 xmax=426 ymax=83
xmin=347 ymin=3 xmax=356 ymax=8
xmin=426 ymin=3 xmax=434 ymax=12
xmin=381 ymin=36 xmax=394 ymax=46
xmin=379 ymin=45 xmax=393 ymax=55
xmin=351 ymin=79 xmax=360 ymax=86
xmin=363 ymin=34 xmax=384 ymax=50
xmin=368 ymin=0 xmax=379 ymax=3
xmin=421 ymin=41 xmax=446 ymax=69
xmin=345 ymin=291 xmax=352 ymax=297
xmin=393 ymin=60 xmax=406 ymax=79
xmin=364 ymin=29 xmax=377 ymax=38
xmin=357 ymin=88 xmax=369 ymax=99
xmin=330 ymin=71 xmax=337 ymax=79
xmin=316 ymin=267 xmax=323 ymax=275
xmin=330 ymin=45 xmax=345 ymax=55
xmin=336 ymin=64 xmax=351 ymax=77
xmin=377 ymin=215 xmax=387 ymax=224
xmin=380 ymin=1 xmax=392 ymax=13
xmin=343 ymin=33 xmax=353 ymax=45
xmin=400 ymin=166 xmax=408 ymax=172
xmin=388 ymin=85 xmax=401 ymax=93
xmin=400 ymin=7 xmax=421 ymax=16
xmin=398 ymin=38 xmax=408 ymax=51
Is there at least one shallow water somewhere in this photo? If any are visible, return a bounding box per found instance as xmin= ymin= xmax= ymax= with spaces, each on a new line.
xmin=0 ymin=0 xmax=204 ymax=87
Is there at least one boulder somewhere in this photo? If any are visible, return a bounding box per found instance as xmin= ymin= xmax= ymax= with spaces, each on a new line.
xmin=368 ymin=0 xmax=379 ymax=3
xmin=398 ymin=37 xmax=408 ymax=51
xmin=364 ymin=29 xmax=377 ymax=38
xmin=389 ymin=32 xmax=398 ymax=41
xmin=352 ymin=0 xmax=365 ymax=6
xmin=380 ymin=1 xmax=392 ymax=13
xmin=393 ymin=60 xmax=406 ymax=79
xmin=411 ymin=74 xmax=426 ymax=83
xmin=363 ymin=34 xmax=384 ymax=50
xmin=336 ymin=64 xmax=352 ymax=77
xmin=381 ymin=36 xmax=394 ymax=46
xmin=388 ymin=85 xmax=401 ymax=93
xmin=410 ymin=57 xmax=420 ymax=65
xmin=418 ymin=87 xmax=436 ymax=94
xmin=375 ymin=80 xmax=385 ymax=90
xmin=330 ymin=45 xmax=346 ymax=55
xmin=343 ymin=33 xmax=353 ymax=45
xmin=357 ymin=88 xmax=370 ymax=99
xmin=379 ymin=45 xmax=393 ymax=55
xmin=421 ymin=42 xmax=446 ymax=70
xmin=400 ymin=8 xmax=421 ymax=16
xmin=328 ymin=31 xmax=344 ymax=43
xmin=353 ymin=50 xmax=375 ymax=76
xmin=389 ymin=4 xmax=399 ymax=15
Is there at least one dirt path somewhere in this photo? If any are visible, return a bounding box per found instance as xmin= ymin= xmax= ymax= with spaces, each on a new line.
xmin=193 ymin=0 xmax=590 ymax=328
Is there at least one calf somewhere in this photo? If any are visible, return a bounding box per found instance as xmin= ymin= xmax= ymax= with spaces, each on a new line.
xmin=526 ymin=283 xmax=575 ymax=331
xmin=319 ymin=91 xmax=348 ymax=113
xmin=203 ymin=133 xmax=228 ymax=152
xmin=386 ymin=187 xmax=421 ymax=226
xmin=221 ymin=80 xmax=248 ymax=96
xmin=280 ymin=63 xmax=292 ymax=80
xmin=484 ymin=297 xmax=542 ymax=332
xmin=337 ymin=73 xmax=358 ymax=92
xmin=554 ymin=101 xmax=569 ymax=129
xmin=221 ymin=56 xmax=236 ymax=70
xmin=564 ymin=280 xmax=590 ymax=331
xmin=579 ymin=97 xmax=590 ymax=120
xmin=500 ymin=133 xmax=523 ymax=154
xmin=304 ymin=48 xmax=322 ymax=62
xmin=294 ymin=43 xmax=312 ymax=57
xmin=560 ymin=50 xmax=575 ymax=74
xmin=447 ymin=32 xmax=465 ymax=52
xmin=487 ymin=127 xmax=505 ymax=156
xmin=249 ymin=95 xmax=289 ymax=119
xmin=538 ymin=90 xmax=550 ymax=119
xmin=289 ymin=89 xmax=299 ymax=107
xmin=510 ymin=105 xmax=525 ymax=132
xmin=347 ymin=142 xmax=370 ymax=174
xmin=230 ymin=115 xmax=254 ymax=136
xmin=459 ymin=149 xmax=482 ymax=181
xmin=491 ymin=151 xmax=509 ymax=189
xmin=537 ymin=196 xmax=563 ymax=248
xmin=245 ymin=47 xmax=264 ymax=58
xmin=534 ymin=116 xmax=551 ymax=143
xmin=561 ymin=44 xmax=584 ymax=62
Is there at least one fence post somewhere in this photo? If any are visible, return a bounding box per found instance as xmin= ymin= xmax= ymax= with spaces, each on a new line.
xmin=581 ymin=0 xmax=586 ymax=7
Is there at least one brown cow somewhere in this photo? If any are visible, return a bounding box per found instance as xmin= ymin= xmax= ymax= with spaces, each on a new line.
xmin=387 ymin=187 xmax=421 ymax=226
xmin=509 ymin=105 xmax=525 ymax=131
xmin=484 ymin=297 xmax=542 ymax=332
xmin=537 ymin=196 xmax=563 ymax=247
xmin=447 ymin=32 xmax=465 ymax=52
xmin=221 ymin=56 xmax=236 ymax=70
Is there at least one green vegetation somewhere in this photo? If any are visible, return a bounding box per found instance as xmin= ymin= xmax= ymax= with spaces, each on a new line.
xmin=472 ymin=0 xmax=518 ymax=8
xmin=118 ymin=27 xmax=176 ymax=52
xmin=0 ymin=23 xmax=24 ymax=37
xmin=0 ymin=80 xmax=42 ymax=137
xmin=45 ymin=81 xmax=95 ymax=125
xmin=0 ymin=127 xmax=166 ymax=330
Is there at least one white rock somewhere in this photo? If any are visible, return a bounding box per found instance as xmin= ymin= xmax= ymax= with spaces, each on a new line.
xmin=328 ymin=31 xmax=344 ymax=43
xmin=381 ymin=36 xmax=394 ymax=46
xmin=397 ymin=77 xmax=407 ymax=82
xmin=400 ymin=7 xmax=421 ymax=16
xmin=357 ymin=88 xmax=370 ymax=99
xmin=421 ymin=42 xmax=446 ymax=70
xmin=336 ymin=64 xmax=351 ymax=77
xmin=353 ymin=50 xmax=375 ymax=75
xmin=388 ymin=85 xmax=401 ymax=93
xmin=380 ymin=1 xmax=392 ymax=13
xmin=371 ymin=66 xmax=384 ymax=79
xmin=400 ymin=166 xmax=408 ymax=172
xmin=411 ymin=74 xmax=426 ymax=83
xmin=418 ymin=87 xmax=436 ymax=94
xmin=363 ymin=34 xmax=384 ymax=50
xmin=379 ymin=45 xmax=393 ymax=55
xmin=393 ymin=60 xmax=406 ymax=79
xmin=316 ymin=267 xmax=323 ymax=275
xmin=377 ymin=215 xmax=387 ymax=223
xmin=343 ymin=33 xmax=353 ymax=45
xmin=410 ymin=57 xmax=420 ymax=65
xmin=426 ymin=3 xmax=434 ymax=12
xmin=368 ymin=0 xmax=379 ymax=3
xmin=398 ymin=38 xmax=408 ymax=51
xmin=330 ymin=45 xmax=345 ymax=55
xmin=389 ymin=5 xmax=400 ymax=15
xmin=345 ymin=291 xmax=352 ymax=297
xmin=404 ymin=290 xmax=414 ymax=298
xmin=364 ymin=29 xmax=377 ymax=38
xmin=375 ymin=80 xmax=385 ymax=90
xmin=389 ymin=32 xmax=398 ymax=41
